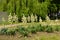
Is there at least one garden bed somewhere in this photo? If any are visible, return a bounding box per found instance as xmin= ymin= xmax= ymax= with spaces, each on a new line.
xmin=0 ymin=22 xmax=60 ymax=40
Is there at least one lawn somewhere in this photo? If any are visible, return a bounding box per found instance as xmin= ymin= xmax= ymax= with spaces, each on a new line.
xmin=0 ymin=32 xmax=60 ymax=40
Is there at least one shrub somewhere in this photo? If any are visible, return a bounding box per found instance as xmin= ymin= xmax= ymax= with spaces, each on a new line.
xmin=55 ymin=26 xmax=60 ymax=31
xmin=39 ymin=26 xmax=46 ymax=32
xmin=45 ymin=25 xmax=54 ymax=33
xmin=27 ymin=15 xmax=31 ymax=23
xmin=15 ymin=27 xmax=19 ymax=31
xmin=6 ymin=29 xmax=16 ymax=35
xmin=22 ymin=31 xmax=28 ymax=37
xmin=22 ymin=14 xmax=27 ymax=23
xmin=35 ymin=24 xmax=45 ymax=32
xmin=12 ymin=13 xmax=18 ymax=23
xmin=8 ymin=13 xmax=13 ymax=24
xmin=0 ymin=28 xmax=16 ymax=35
xmin=35 ymin=15 xmax=37 ymax=22
xmin=0 ymin=28 xmax=8 ymax=35
xmin=35 ymin=24 xmax=42 ymax=32
xmin=31 ymin=14 xmax=35 ymax=22
xmin=27 ymin=26 xmax=37 ymax=34
xmin=27 ymin=24 xmax=46 ymax=33
xmin=17 ymin=26 xmax=28 ymax=36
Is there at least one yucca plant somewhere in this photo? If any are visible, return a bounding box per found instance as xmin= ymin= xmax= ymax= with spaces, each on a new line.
xmin=31 ymin=14 xmax=35 ymax=22
xmin=46 ymin=15 xmax=50 ymax=22
xmin=45 ymin=25 xmax=54 ymax=33
xmin=0 ymin=28 xmax=8 ymax=35
xmin=39 ymin=26 xmax=46 ymax=32
xmin=17 ymin=26 xmax=28 ymax=37
xmin=6 ymin=29 xmax=16 ymax=35
xmin=36 ymin=24 xmax=45 ymax=32
xmin=35 ymin=14 xmax=37 ymax=22
xmin=34 ymin=24 xmax=45 ymax=32
xmin=55 ymin=26 xmax=60 ymax=31
xmin=8 ymin=13 xmax=13 ymax=24
xmin=27 ymin=26 xmax=37 ymax=34
xmin=12 ymin=13 xmax=18 ymax=23
xmin=22 ymin=14 xmax=27 ymax=23
xmin=39 ymin=17 xmax=42 ymax=22
xmin=27 ymin=15 xmax=31 ymax=23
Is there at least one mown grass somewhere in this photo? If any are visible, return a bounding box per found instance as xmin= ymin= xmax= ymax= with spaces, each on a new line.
xmin=0 ymin=32 xmax=60 ymax=40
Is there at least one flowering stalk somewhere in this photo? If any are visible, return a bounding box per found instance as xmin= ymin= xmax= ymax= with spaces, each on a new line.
xmin=31 ymin=14 xmax=35 ymax=22
xmin=46 ymin=16 xmax=50 ymax=22
xmin=27 ymin=15 xmax=30 ymax=23
xmin=35 ymin=15 xmax=37 ymax=22
xmin=39 ymin=17 xmax=42 ymax=22
xmin=22 ymin=14 xmax=27 ymax=23
xmin=8 ymin=13 xmax=13 ymax=24
xmin=13 ymin=13 xmax=18 ymax=23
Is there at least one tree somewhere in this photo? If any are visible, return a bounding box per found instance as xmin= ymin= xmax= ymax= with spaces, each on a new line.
xmin=7 ymin=0 xmax=15 ymax=15
xmin=0 ymin=0 xmax=59 ymax=21
xmin=0 ymin=0 xmax=7 ymax=11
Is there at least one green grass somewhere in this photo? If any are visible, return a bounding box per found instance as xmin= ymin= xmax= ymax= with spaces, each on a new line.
xmin=0 ymin=32 xmax=60 ymax=40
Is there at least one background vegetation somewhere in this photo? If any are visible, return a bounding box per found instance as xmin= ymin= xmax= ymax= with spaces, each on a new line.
xmin=0 ymin=0 xmax=60 ymax=21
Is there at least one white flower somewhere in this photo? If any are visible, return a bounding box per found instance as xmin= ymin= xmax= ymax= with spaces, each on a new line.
xmin=22 ymin=14 xmax=27 ymax=23
xmin=8 ymin=13 xmax=13 ymax=24
xmin=31 ymin=14 xmax=35 ymax=22
xmin=13 ymin=13 xmax=18 ymax=23
xmin=39 ymin=17 xmax=42 ymax=22
xmin=27 ymin=15 xmax=30 ymax=22
xmin=35 ymin=15 xmax=37 ymax=22
xmin=46 ymin=15 xmax=50 ymax=22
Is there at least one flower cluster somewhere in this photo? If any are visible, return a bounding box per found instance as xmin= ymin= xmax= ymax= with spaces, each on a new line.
xmin=22 ymin=14 xmax=27 ymax=23
xmin=27 ymin=15 xmax=31 ymax=22
xmin=22 ymin=14 xmax=38 ymax=23
xmin=13 ymin=13 xmax=18 ymax=23
xmin=8 ymin=13 xmax=18 ymax=24
xmin=46 ymin=16 xmax=50 ymax=22
xmin=39 ymin=17 xmax=42 ymax=22
xmin=8 ymin=13 xmax=13 ymax=24
xmin=35 ymin=15 xmax=37 ymax=22
xmin=31 ymin=14 xmax=35 ymax=22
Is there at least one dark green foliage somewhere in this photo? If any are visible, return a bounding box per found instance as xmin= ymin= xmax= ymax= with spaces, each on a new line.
xmin=55 ymin=26 xmax=60 ymax=31
xmin=45 ymin=25 xmax=54 ymax=33
xmin=27 ymin=26 xmax=37 ymax=34
xmin=0 ymin=28 xmax=8 ymax=35
xmin=0 ymin=0 xmax=53 ymax=21
xmin=0 ymin=25 xmax=60 ymax=36
xmin=0 ymin=28 xmax=16 ymax=35
xmin=27 ymin=24 xmax=46 ymax=33
xmin=6 ymin=29 xmax=16 ymax=35
xmin=17 ymin=26 xmax=28 ymax=36
xmin=0 ymin=0 xmax=60 ymax=20
xmin=15 ymin=27 xmax=19 ymax=31
xmin=39 ymin=26 xmax=46 ymax=32
xmin=33 ymin=24 xmax=41 ymax=32
xmin=48 ymin=4 xmax=57 ymax=13
xmin=35 ymin=24 xmax=46 ymax=32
